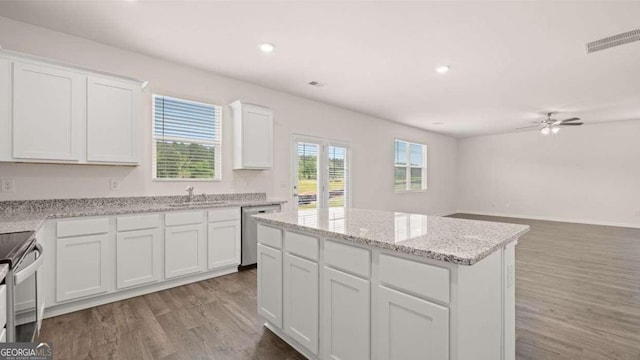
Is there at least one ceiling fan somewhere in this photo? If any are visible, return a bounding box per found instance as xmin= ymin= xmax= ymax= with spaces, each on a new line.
xmin=517 ymin=112 xmax=583 ymax=135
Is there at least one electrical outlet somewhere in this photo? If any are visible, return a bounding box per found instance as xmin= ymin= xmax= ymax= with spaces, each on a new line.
xmin=110 ymin=179 xmax=121 ymax=191
xmin=1 ymin=179 xmax=15 ymax=193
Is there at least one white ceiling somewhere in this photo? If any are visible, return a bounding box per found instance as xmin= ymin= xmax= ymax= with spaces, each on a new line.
xmin=0 ymin=1 xmax=639 ymax=137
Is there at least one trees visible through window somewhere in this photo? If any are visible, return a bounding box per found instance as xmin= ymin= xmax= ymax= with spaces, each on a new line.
xmin=152 ymin=95 xmax=221 ymax=180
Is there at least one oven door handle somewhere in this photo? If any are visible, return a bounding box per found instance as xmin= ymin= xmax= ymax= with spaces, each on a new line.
xmin=14 ymin=243 xmax=44 ymax=285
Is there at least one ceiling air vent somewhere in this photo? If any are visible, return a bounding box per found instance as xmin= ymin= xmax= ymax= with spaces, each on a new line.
xmin=586 ymin=29 xmax=640 ymax=54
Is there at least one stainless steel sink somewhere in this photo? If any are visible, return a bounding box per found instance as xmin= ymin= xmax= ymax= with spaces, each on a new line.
xmin=167 ymin=201 xmax=228 ymax=207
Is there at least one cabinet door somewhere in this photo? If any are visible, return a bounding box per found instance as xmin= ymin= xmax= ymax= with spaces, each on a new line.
xmin=283 ymin=253 xmax=319 ymax=355
xmin=56 ymin=234 xmax=109 ymax=302
xmin=323 ymin=267 xmax=370 ymax=360
xmin=116 ymin=229 xmax=161 ymax=289
xmin=377 ymin=286 xmax=449 ymax=360
xmin=164 ymin=224 xmax=205 ymax=279
xmin=207 ymin=220 xmax=240 ymax=270
xmin=13 ymin=62 xmax=84 ymax=161
xmin=242 ymin=106 xmax=272 ymax=168
xmin=257 ymin=244 xmax=282 ymax=328
xmin=87 ymin=77 xmax=139 ymax=163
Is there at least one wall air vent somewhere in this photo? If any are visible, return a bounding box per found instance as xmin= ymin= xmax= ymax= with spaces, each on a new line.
xmin=308 ymin=81 xmax=326 ymax=87
xmin=586 ymin=29 xmax=640 ymax=54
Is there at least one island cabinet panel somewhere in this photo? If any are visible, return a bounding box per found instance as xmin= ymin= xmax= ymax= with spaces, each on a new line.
xmin=324 ymin=240 xmax=370 ymax=278
xmin=283 ymin=253 xmax=319 ymax=355
xmin=116 ymin=228 xmax=161 ymax=289
xmin=257 ymin=244 xmax=283 ymax=328
xmin=322 ymin=267 xmax=370 ymax=360
xmin=258 ymin=224 xmax=282 ymax=249
xmin=207 ymin=220 xmax=241 ymax=270
xmin=12 ymin=62 xmax=84 ymax=161
xmin=56 ymin=234 xmax=109 ymax=302
xmin=377 ymin=286 xmax=449 ymax=360
xmin=164 ymin=224 xmax=206 ymax=279
xmin=379 ymin=254 xmax=450 ymax=304
xmin=284 ymin=231 xmax=319 ymax=261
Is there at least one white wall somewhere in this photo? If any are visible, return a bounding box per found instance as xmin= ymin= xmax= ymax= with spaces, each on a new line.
xmin=0 ymin=17 xmax=458 ymax=215
xmin=457 ymin=119 xmax=640 ymax=227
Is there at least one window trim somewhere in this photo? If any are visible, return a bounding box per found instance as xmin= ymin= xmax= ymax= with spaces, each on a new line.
xmin=151 ymin=94 xmax=222 ymax=182
xmin=394 ymin=139 xmax=428 ymax=192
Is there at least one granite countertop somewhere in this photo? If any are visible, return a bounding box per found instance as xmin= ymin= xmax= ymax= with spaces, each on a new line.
xmin=254 ymin=208 xmax=530 ymax=266
xmin=0 ymin=193 xmax=287 ymax=234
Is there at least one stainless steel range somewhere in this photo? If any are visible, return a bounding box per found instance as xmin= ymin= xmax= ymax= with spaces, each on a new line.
xmin=0 ymin=231 xmax=44 ymax=342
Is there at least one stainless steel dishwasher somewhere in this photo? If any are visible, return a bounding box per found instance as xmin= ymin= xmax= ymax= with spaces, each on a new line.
xmin=241 ymin=205 xmax=281 ymax=266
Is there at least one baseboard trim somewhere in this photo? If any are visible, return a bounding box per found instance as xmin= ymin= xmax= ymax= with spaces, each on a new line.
xmin=455 ymin=210 xmax=640 ymax=229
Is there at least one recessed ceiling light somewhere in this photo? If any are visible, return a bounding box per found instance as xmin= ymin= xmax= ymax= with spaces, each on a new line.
xmin=259 ymin=43 xmax=275 ymax=53
xmin=435 ymin=65 xmax=450 ymax=74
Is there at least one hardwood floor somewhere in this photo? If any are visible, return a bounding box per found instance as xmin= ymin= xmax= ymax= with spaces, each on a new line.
xmin=38 ymin=269 xmax=305 ymax=360
xmin=451 ymin=214 xmax=640 ymax=360
xmin=38 ymin=215 xmax=640 ymax=360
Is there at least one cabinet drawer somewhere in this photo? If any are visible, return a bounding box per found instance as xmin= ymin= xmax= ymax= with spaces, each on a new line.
xmin=325 ymin=240 xmax=370 ymax=278
xmin=0 ymin=285 xmax=6 ymax=329
xmin=117 ymin=214 xmax=160 ymax=232
xmin=57 ymin=218 xmax=109 ymax=238
xmin=208 ymin=208 xmax=240 ymax=222
xmin=379 ymin=254 xmax=450 ymax=304
xmin=258 ymin=224 xmax=282 ymax=249
xmin=285 ymin=231 xmax=318 ymax=261
xmin=165 ymin=211 xmax=204 ymax=226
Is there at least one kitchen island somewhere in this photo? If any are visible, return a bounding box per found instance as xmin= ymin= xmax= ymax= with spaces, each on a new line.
xmin=254 ymin=208 xmax=530 ymax=360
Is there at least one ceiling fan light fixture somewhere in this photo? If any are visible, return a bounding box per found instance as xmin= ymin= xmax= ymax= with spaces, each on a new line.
xmin=552 ymin=126 xmax=560 ymax=134
xmin=540 ymin=127 xmax=551 ymax=136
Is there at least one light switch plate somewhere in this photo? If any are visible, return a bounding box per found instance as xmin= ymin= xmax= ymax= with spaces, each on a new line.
xmin=1 ymin=179 xmax=15 ymax=193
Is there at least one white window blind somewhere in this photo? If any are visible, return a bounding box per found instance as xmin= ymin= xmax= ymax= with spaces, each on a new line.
xmin=394 ymin=139 xmax=427 ymax=191
xmin=152 ymin=95 xmax=222 ymax=180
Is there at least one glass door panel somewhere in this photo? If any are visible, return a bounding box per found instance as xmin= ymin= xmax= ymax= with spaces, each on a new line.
xmin=328 ymin=146 xmax=347 ymax=208
xmin=296 ymin=142 xmax=320 ymax=210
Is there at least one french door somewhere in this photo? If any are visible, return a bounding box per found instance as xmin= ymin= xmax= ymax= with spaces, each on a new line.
xmin=292 ymin=135 xmax=350 ymax=211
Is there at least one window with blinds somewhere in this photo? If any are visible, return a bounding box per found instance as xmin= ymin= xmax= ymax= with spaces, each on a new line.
xmin=394 ymin=139 xmax=427 ymax=191
xmin=152 ymin=95 xmax=222 ymax=180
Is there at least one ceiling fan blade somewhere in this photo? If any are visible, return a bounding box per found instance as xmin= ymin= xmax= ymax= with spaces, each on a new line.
xmin=559 ymin=122 xmax=583 ymax=126
xmin=516 ymin=125 xmax=541 ymax=130
xmin=560 ymin=117 xmax=581 ymax=123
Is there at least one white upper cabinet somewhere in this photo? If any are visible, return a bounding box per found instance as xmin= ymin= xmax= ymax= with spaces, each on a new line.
xmin=0 ymin=50 xmax=145 ymax=165
xmin=13 ymin=62 xmax=84 ymax=161
xmin=231 ymin=101 xmax=273 ymax=169
xmin=87 ymin=77 xmax=140 ymax=164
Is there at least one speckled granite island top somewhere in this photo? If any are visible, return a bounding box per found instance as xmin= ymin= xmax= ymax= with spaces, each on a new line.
xmin=254 ymin=208 xmax=529 ymax=265
xmin=0 ymin=193 xmax=286 ymax=234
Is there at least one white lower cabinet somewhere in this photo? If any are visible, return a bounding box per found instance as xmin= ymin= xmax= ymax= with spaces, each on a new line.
xmin=257 ymin=244 xmax=283 ymax=327
xmin=208 ymin=220 xmax=241 ymax=269
xmin=56 ymin=234 xmax=109 ymax=302
xmin=323 ymin=267 xmax=370 ymax=360
xmin=377 ymin=286 xmax=449 ymax=360
xmin=283 ymin=253 xmax=319 ymax=355
xmin=116 ymin=228 xmax=161 ymax=289
xmin=164 ymin=224 xmax=206 ymax=279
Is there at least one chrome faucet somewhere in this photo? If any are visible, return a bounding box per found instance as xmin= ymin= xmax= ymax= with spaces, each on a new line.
xmin=185 ymin=186 xmax=195 ymax=202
